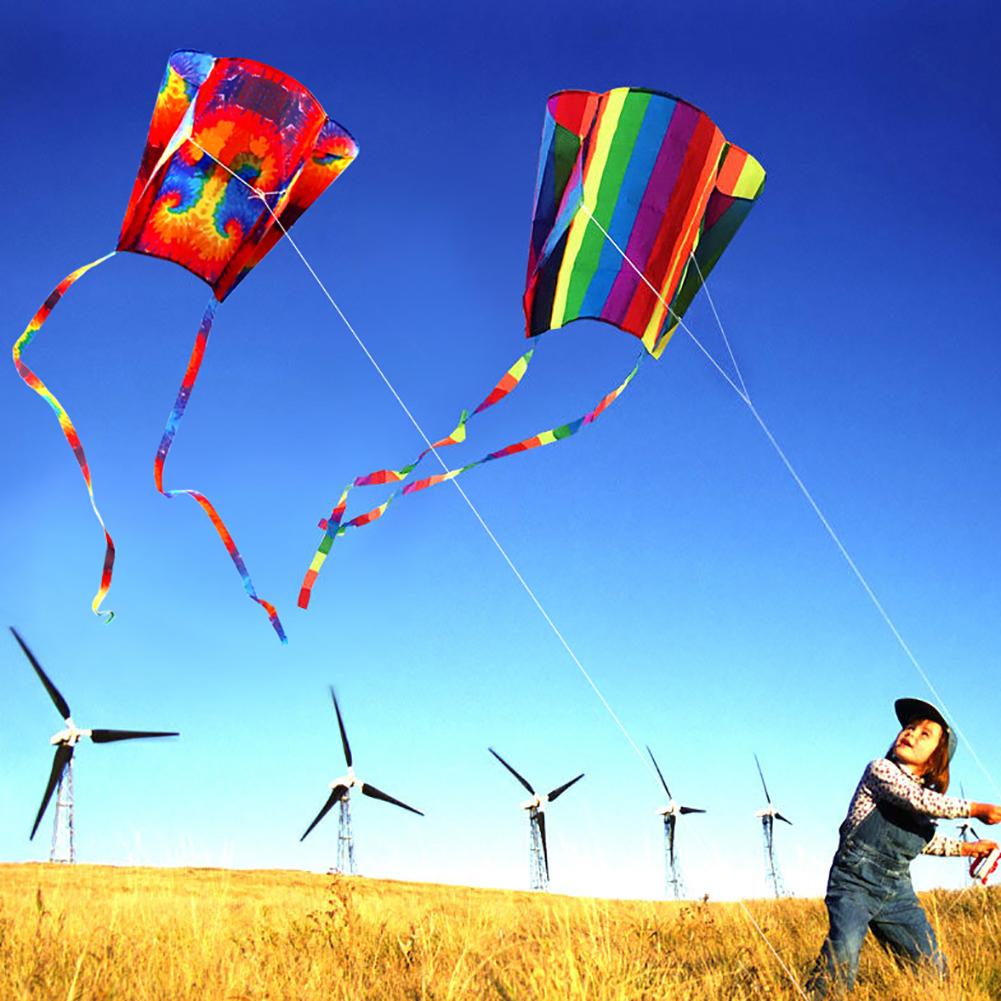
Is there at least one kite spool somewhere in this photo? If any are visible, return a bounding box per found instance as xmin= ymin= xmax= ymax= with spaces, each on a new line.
xmin=969 ymin=847 xmax=1001 ymax=886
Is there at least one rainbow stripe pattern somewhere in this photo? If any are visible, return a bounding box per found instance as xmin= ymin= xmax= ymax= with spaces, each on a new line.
xmin=12 ymin=252 xmax=119 ymax=620
xmin=13 ymin=50 xmax=357 ymax=640
xmin=524 ymin=88 xmax=765 ymax=358
xmin=153 ymin=300 xmax=286 ymax=640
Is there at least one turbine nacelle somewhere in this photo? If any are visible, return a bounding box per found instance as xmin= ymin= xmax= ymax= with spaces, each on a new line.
xmin=49 ymin=721 xmax=90 ymax=747
xmin=521 ymin=794 xmax=546 ymax=813
xmin=646 ymin=747 xmax=706 ymax=819
xmin=330 ymin=766 xmax=357 ymax=791
xmin=755 ymin=804 xmax=792 ymax=824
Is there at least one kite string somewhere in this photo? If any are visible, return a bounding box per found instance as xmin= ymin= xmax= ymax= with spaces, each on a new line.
xmin=737 ymin=900 xmax=810 ymax=999
xmin=275 ymin=214 xmax=822 ymax=1001
xmin=192 ymin=137 xmax=812 ymax=1000
xmin=687 ymin=251 xmax=750 ymax=400
xmin=576 ymin=203 xmax=748 ymax=406
xmin=687 ymin=263 xmax=998 ymax=798
xmin=579 ymin=202 xmax=998 ymax=798
xmin=186 ymin=137 xmax=661 ymax=786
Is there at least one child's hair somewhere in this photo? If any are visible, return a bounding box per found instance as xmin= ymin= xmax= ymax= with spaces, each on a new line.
xmin=887 ymin=717 xmax=951 ymax=793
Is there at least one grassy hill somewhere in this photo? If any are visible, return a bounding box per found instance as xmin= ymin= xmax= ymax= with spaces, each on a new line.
xmin=0 ymin=863 xmax=997 ymax=999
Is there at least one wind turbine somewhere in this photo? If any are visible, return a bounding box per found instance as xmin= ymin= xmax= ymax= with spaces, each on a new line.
xmin=754 ymin=753 xmax=791 ymax=898
xmin=489 ymin=747 xmax=584 ymax=891
xmin=300 ymin=688 xmax=423 ymax=873
xmin=647 ymin=745 xmax=705 ymax=899
xmin=11 ymin=626 xmax=179 ymax=863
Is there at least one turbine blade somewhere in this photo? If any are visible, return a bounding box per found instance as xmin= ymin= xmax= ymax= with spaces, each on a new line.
xmin=646 ymin=745 xmax=672 ymax=799
xmin=537 ymin=810 xmax=549 ymax=881
xmin=754 ymin=753 xmax=772 ymax=804
xmin=776 ymin=813 xmax=793 ymax=825
xmin=679 ymin=806 xmax=706 ymax=815
xmin=330 ymin=688 xmax=352 ymax=768
xmin=547 ymin=772 xmax=584 ymax=802
xmin=11 ymin=627 xmax=71 ymax=720
xmin=360 ymin=782 xmax=424 ymax=816
xmin=31 ymin=744 xmax=73 ymax=840
xmin=300 ymin=784 xmax=347 ymax=841
xmin=90 ymin=729 xmax=179 ymax=743
xmin=488 ymin=748 xmax=535 ymax=796
xmin=667 ymin=814 xmax=676 ymax=865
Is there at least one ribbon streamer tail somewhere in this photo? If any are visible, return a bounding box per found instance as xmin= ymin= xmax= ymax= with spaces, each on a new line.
xmin=403 ymin=354 xmax=643 ymax=496
xmin=155 ymin=299 xmax=286 ymax=642
xmin=12 ymin=252 xmax=118 ymax=621
xmin=299 ymin=347 xmax=537 ymax=610
xmin=298 ymin=350 xmax=643 ymax=609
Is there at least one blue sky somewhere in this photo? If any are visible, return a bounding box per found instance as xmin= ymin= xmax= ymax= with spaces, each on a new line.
xmin=1 ymin=1 xmax=999 ymax=901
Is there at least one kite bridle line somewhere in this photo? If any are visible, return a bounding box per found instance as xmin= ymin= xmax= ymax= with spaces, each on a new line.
xmin=186 ymin=137 xmax=661 ymax=787
xmin=191 ymin=136 xmax=812 ymax=998
xmin=685 ymin=250 xmax=750 ymax=401
xmin=580 ymin=201 xmax=1000 ymax=801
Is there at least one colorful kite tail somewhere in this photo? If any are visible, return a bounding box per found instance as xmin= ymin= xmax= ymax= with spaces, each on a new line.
xmin=154 ymin=299 xmax=287 ymax=642
xmin=298 ymin=348 xmax=644 ymax=609
xmin=12 ymin=251 xmax=119 ymax=621
xmin=400 ymin=351 xmax=645 ymax=497
xmin=298 ymin=347 xmax=537 ymax=610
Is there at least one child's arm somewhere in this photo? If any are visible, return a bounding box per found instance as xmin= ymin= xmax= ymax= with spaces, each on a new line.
xmin=864 ymin=759 xmax=969 ymax=819
xmin=924 ymin=835 xmax=1001 ymax=858
xmin=962 ymin=838 xmax=1000 ymax=858
xmin=921 ymin=832 xmax=966 ymax=856
xmin=970 ymin=802 xmax=1001 ymax=824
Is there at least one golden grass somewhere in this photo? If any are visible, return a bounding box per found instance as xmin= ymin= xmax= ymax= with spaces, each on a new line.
xmin=0 ymin=863 xmax=998 ymax=999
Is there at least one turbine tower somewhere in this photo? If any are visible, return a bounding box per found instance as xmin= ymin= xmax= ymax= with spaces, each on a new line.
xmin=11 ymin=627 xmax=179 ymax=863
xmin=754 ymin=753 xmax=791 ymax=898
xmin=489 ymin=747 xmax=584 ymax=892
xmin=647 ymin=745 xmax=705 ymax=899
xmin=300 ymin=688 xmax=424 ymax=872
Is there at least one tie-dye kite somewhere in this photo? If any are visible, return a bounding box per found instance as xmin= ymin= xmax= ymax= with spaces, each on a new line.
xmin=14 ymin=50 xmax=358 ymax=641
xmin=299 ymin=87 xmax=765 ymax=609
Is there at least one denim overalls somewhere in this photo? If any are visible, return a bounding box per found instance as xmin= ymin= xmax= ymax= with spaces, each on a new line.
xmin=806 ymin=795 xmax=946 ymax=996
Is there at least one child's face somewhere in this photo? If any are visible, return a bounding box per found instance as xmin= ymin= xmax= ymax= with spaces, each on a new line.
xmin=893 ymin=718 xmax=943 ymax=770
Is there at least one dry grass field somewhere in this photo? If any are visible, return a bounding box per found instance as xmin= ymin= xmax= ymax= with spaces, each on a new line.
xmin=0 ymin=863 xmax=999 ymax=999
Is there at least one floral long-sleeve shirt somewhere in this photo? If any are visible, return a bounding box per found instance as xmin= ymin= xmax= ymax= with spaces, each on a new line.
xmin=839 ymin=757 xmax=970 ymax=856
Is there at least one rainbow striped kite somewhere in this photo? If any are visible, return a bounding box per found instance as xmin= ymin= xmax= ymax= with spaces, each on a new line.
xmin=525 ymin=87 xmax=765 ymax=356
xmin=299 ymin=87 xmax=765 ymax=610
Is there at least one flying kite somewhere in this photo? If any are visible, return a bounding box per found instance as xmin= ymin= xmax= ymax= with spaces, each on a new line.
xmin=13 ymin=50 xmax=358 ymax=641
xmin=299 ymin=87 xmax=765 ymax=608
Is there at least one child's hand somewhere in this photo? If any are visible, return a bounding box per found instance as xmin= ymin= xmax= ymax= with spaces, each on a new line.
xmin=960 ymin=839 xmax=999 ymax=858
xmin=970 ymin=802 xmax=1001 ymax=824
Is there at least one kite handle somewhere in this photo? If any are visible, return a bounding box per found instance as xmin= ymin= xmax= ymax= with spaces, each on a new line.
xmin=970 ymin=848 xmax=1001 ymax=885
